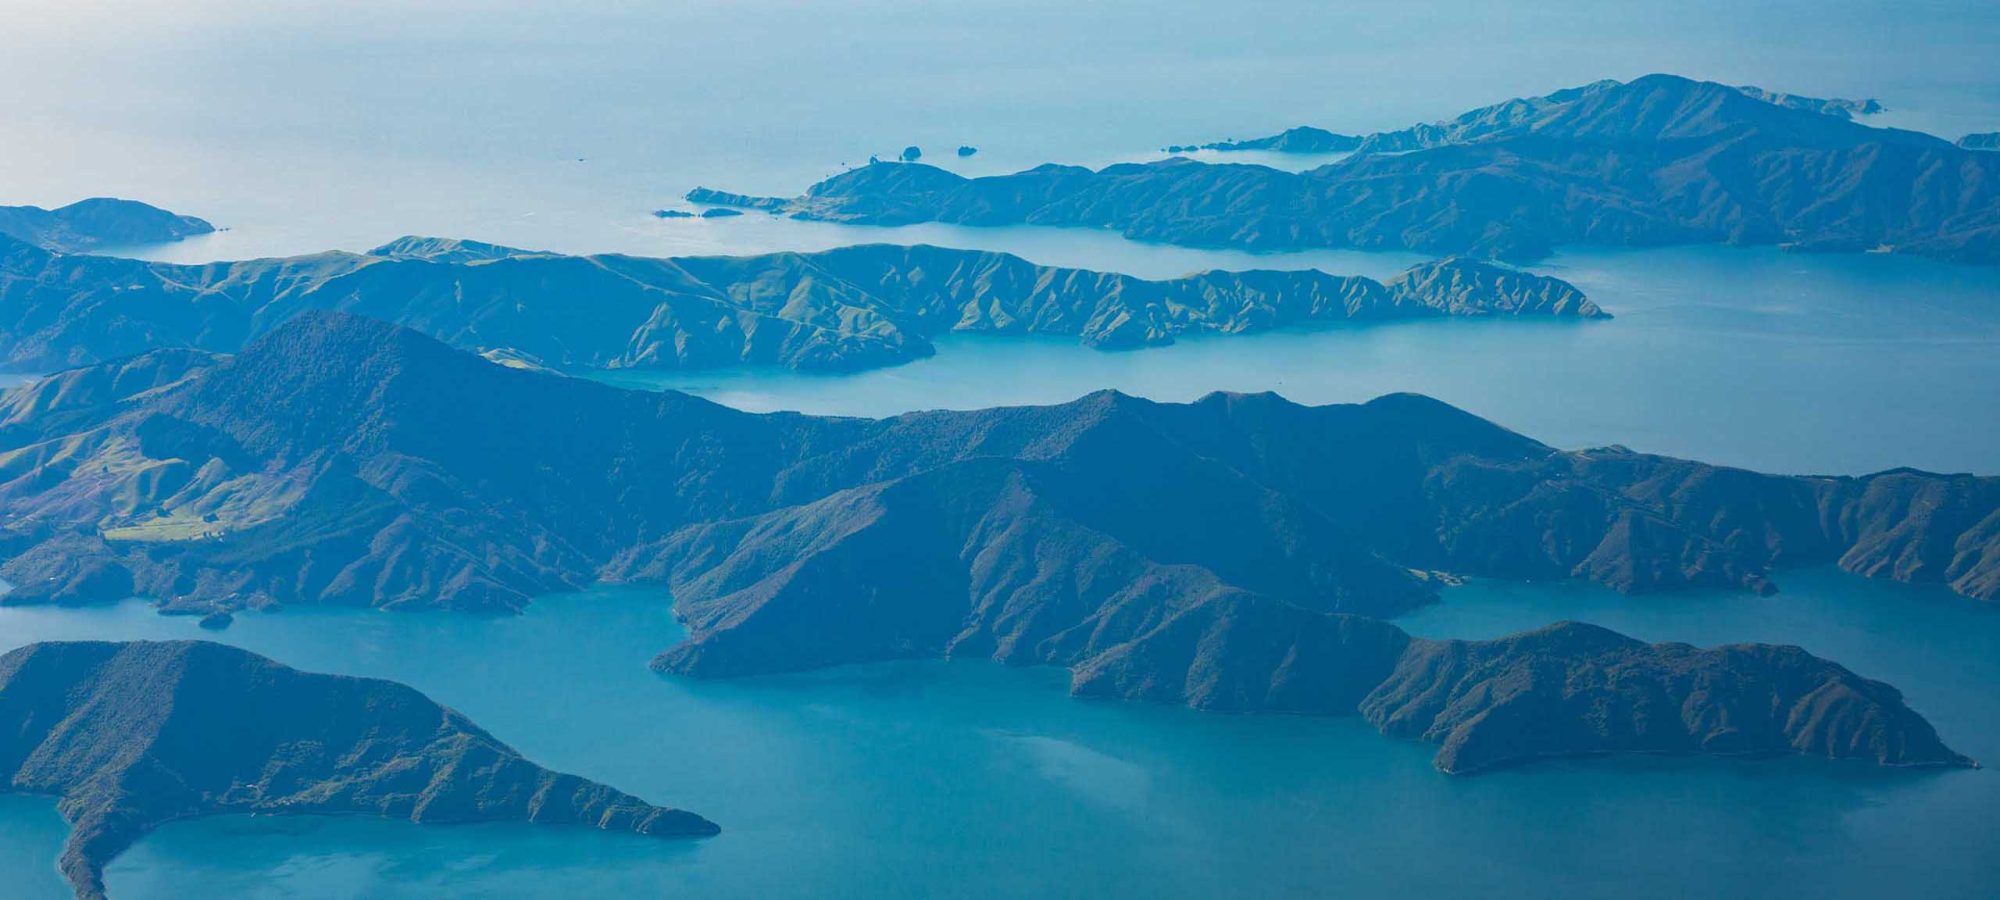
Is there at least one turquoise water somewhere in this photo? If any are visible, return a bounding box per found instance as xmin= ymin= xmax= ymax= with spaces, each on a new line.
xmin=3 ymin=3 xmax=2000 ymax=896
xmin=0 ymin=569 xmax=1993 ymax=899
xmin=597 ymin=243 xmax=2000 ymax=476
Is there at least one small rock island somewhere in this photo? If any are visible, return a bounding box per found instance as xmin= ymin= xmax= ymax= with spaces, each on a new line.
xmin=0 ymin=640 xmax=717 ymax=900
xmin=1960 ymin=132 xmax=2000 ymax=151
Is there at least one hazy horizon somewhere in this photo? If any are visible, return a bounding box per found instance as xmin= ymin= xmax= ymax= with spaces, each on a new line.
xmin=5 ymin=1 xmax=1998 ymax=261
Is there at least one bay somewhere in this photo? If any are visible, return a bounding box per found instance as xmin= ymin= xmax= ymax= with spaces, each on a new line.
xmin=0 ymin=569 xmax=1993 ymax=899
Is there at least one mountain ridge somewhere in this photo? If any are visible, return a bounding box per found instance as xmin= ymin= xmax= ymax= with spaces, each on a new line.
xmin=0 ymin=312 xmax=1991 ymax=619
xmin=1182 ymin=78 xmax=1888 ymax=156
xmin=693 ymin=74 xmax=1999 ymax=263
xmin=0 ymin=233 xmax=1600 ymax=374
xmin=0 ymin=199 xmax=213 ymax=254
xmin=0 ymin=313 xmax=1984 ymax=778
xmin=0 ymin=640 xmax=716 ymax=900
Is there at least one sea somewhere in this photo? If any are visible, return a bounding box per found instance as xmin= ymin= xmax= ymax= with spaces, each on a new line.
xmin=1 ymin=2 xmax=1998 ymax=896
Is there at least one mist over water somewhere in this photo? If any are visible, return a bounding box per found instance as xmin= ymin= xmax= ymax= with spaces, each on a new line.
xmin=5 ymin=1 xmax=1999 ymax=261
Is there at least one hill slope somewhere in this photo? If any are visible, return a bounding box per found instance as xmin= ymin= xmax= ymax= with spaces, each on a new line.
xmin=695 ymin=75 xmax=1999 ymax=263
xmin=0 ymin=199 xmax=213 ymax=254
xmin=0 ymin=314 xmax=1983 ymax=777
xmin=0 ymin=234 xmax=1599 ymax=373
xmin=0 ymin=640 xmax=716 ymax=900
xmin=0 ymin=312 xmax=1991 ymax=622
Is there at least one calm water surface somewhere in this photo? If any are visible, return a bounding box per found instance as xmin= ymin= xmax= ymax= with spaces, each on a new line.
xmin=6 ymin=2 xmax=1999 ymax=262
xmin=597 ymin=242 xmax=2000 ymax=476
xmin=2 ymin=3 xmax=1993 ymax=480
xmin=0 ymin=569 xmax=1993 ymax=899
xmin=3 ymin=3 xmax=1999 ymax=896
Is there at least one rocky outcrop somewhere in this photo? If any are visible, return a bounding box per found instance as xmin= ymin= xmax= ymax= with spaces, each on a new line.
xmin=0 ymin=199 xmax=213 ymax=254
xmin=0 ymin=233 xmax=1598 ymax=374
xmin=0 ymin=640 xmax=716 ymax=900
xmin=697 ymin=75 xmax=2000 ymax=263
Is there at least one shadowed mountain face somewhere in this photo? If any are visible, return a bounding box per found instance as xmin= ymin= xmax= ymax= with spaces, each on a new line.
xmin=0 ymin=313 xmax=1984 ymax=777
xmin=0 ymin=640 xmax=716 ymax=900
xmin=0 ymin=232 xmax=1599 ymax=374
xmin=0 ymin=312 xmax=1992 ymax=622
xmin=694 ymin=74 xmax=2000 ymax=263
xmin=1072 ymin=605 xmax=1973 ymax=774
xmin=0 ymin=200 xmax=213 ymax=255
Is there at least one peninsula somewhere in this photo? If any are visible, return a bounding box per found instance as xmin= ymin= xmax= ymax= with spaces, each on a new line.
xmin=1181 ymin=81 xmax=1884 ymax=156
xmin=0 ymin=640 xmax=717 ymax=900
xmin=692 ymin=75 xmax=1998 ymax=263
xmin=0 ymin=199 xmax=213 ymax=255
xmin=0 ymin=232 xmax=1599 ymax=374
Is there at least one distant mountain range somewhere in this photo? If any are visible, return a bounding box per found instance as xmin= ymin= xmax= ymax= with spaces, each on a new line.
xmin=1178 ymin=80 xmax=1885 ymax=155
xmin=693 ymin=74 xmax=1999 ymax=263
xmin=0 ymin=640 xmax=716 ymax=900
xmin=0 ymin=312 xmax=1986 ymax=775
xmin=0 ymin=199 xmax=212 ymax=255
xmin=0 ymin=230 xmax=1599 ymax=375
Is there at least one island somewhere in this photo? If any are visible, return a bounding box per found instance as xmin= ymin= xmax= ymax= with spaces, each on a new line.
xmin=0 ymin=199 xmax=213 ymax=254
xmin=0 ymin=313 xmax=1983 ymax=778
xmin=1961 ymin=132 xmax=2000 ymax=151
xmin=957 ymin=145 xmax=977 ymax=157
xmin=0 ymin=640 xmax=718 ymax=900
xmin=689 ymin=74 xmax=1998 ymax=263
xmin=1360 ymin=621 xmax=1959 ymax=774
xmin=1073 ymin=607 xmax=1972 ymax=774
xmin=0 ymin=230 xmax=1601 ymax=374
xmin=1173 ymin=125 xmax=1361 ymax=154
